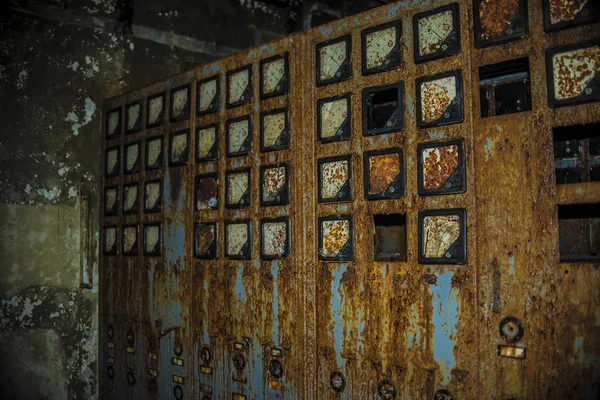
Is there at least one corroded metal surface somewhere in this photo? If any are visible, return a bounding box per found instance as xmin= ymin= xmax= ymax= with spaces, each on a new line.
xmin=100 ymin=0 xmax=600 ymax=399
xmin=549 ymin=0 xmax=588 ymax=24
xmin=478 ymin=0 xmax=520 ymax=40
xmin=368 ymin=153 xmax=400 ymax=194
xmin=551 ymin=45 xmax=600 ymax=100
xmin=423 ymin=144 xmax=459 ymax=190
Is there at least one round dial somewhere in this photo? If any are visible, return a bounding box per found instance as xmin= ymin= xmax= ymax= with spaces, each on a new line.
xmin=365 ymin=26 xmax=396 ymax=69
xmin=422 ymin=214 xmax=460 ymax=258
xmin=197 ymin=126 xmax=216 ymax=159
xmin=127 ymin=103 xmax=140 ymax=130
xmin=124 ymin=185 xmax=138 ymax=212
xmin=171 ymin=87 xmax=188 ymax=118
xmin=105 ymin=188 xmax=117 ymax=213
xmin=319 ymin=40 xmax=347 ymax=81
xmin=228 ymin=69 xmax=250 ymax=104
xmin=330 ymin=371 xmax=346 ymax=392
xmin=269 ymin=359 xmax=283 ymax=379
xmin=320 ymin=220 xmax=350 ymax=258
xmin=199 ymin=78 xmax=218 ymax=112
xmin=552 ymin=46 xmax=600 ymax=100
xmin=228 ymin=119 xmax=249 ymax=154
xmin=171 ymin=133 xmax=188 ymax=162
xmin=320 ymin=160 xmax=349 ymax=200
xmin=320 ymin=98 xmax=348 ymax=139
xmin=146 ymin=138 xmax=162 ymax=168
xmin=420 ymin=76 xmax=456 ymax=122
xmin=144 ymin=225 xmax=160 ymax=254
xmin=418 ymin=10 xmax=454 ymax=57
xmin=227 ymin=223 xmax=249 ymax=256
xmin=227 ymin=172 xmax=249 ymax=206
xmin=262 ymin=112 xmax=286 ymax=149
xmin=262 ymin=57 xmax=285 ymax=95
xmin=148 ymin=96 xmax=163 ymax=125
xmin=145 ymin=182 xmax=160 ymax=211
xmin=499 ymin=316 xmax=524 ymax=343
xmin=126 ymin=144 xmax=139 ymax=172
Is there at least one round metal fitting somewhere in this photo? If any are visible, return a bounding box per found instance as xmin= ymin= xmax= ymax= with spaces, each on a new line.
xmin=269 ymin=359 xmax=283 ymax=379
xmin=174 ymin=342 xmax=184 ymax=356
xmin=499 ymin=316 xmax=524 ymax=343
xmin=233 ymin=352 xmax=246 ymax=371
xmin=330 ymin=371 xmax=346 ymax=393
xmin=378 ymin=379 xmax=396 ymax=399
xmin=200 ymin=346 xmax=212 ymax=364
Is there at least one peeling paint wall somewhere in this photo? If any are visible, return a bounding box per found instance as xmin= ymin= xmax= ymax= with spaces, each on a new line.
xmin=0 ymin=1 xmax=291 ymax=397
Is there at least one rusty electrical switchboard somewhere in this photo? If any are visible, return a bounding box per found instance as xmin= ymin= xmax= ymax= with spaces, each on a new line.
xmin=100 ymin=0 xmax=600 ymax=398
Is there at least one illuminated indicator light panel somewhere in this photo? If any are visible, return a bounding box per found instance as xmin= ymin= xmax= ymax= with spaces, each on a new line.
xmin=318 ymin=155 xmax=353 ymax=203
xmin=196 ymin=123 xmax=219 ymax=162
xmin=363 ymin=148 xmax=405 ymax=200
xmin=362 ymin=82 xmax=405 ymax=136
xmin=195 ymin=222 xmax=217 ymax=259
xmin=260 ymin=217 xmax=290 ymax=260
xmin=122 ymin=183 xmax=139 ymax=215
xmin=146 ymin=92 xmax=165 ymax=128
xmin=361 ymin=19 xmax=402 ymax=75
xmin=260 ymin=107 xmax=289 ymax=152
xmin=418 ymin=208 xmax=466 ymax=264
xmin=543 ymin=0 xmax=599 ymax=32
xmin=170 ymin=83 xmax=191 ymax=122
xmin=122 ymin=225 xmax=139 ymax=256
xmin=143 ymin=223 xmax=161 ymax=256
xmin=417 ymin=139 xmax=465 ymax=196
xmin=413 ymin=3 xmax=460 ymax=64
xmin=106 ymin=107 xmax=121 ymax=139
xmin=172 ymin=357 xmax=184 ymax=366
xmin=271 ymin=348 xmax=282 ymax=357
xmin=316 ymin=35 xmax=351 ymax=86
xmin=144 ymin=180 xmax=162 ymax=213
xmin=105 ymin=146 xmax=120 ymax=178
xmin=197 ymin=75 xmax=220 ymax=115
xmin=200 ymin=366 xmax=213 ymax=375
xmin=195 ymin=173 xmax=219 ymax=211
xmin=104 ymin=186 xmax=118 ymax=216
xmin=318 ymin=215 xmax=353 ymax=261
xmin=145 ymin=137 xmax=163 ymax=170
xmin=125 ymin=100 xmax=142 ymax=134
xmin=225 ymin=169 xmax=251 ymax=209
xmin=227 ymin=65 xmax=252 ymax=108
xmin=546 ymin=41 xmax=600 ymax=108
xmin=317 ymin=93 xmax=351 ymax=143
xmin=225 ymin=220 xmax=252 ymax=260
xmin=260 ymin=163 xmax=289 ymax=206
xmin=474 ymin=0 xmax=528 ymax=49
xmin=169 ymin=129 xmax=190 ymax=166
xmin=124 ymin=142 xmax=141 ymax=174
xmin=498 ymin=345 xmax=526 ymax=359
xmin=234 ymin=342 xmax=245 ymax=350
xmin=226 ymin=115 xmax=252 ymax=157
xmin=103 ymin=226 xmax=118 ymax=255
xmin=416 ymin=69 xmax=464 ymax=128
xmin=260 ymin=53 xmax=289 ymax=99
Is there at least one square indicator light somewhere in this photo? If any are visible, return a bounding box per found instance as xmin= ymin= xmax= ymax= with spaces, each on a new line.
xmin=416 ymin=69 xmax=464 ymax=128
xmin=417 ymin=139 xmax=465 ymax=196
xmin=103 ymin=225 xmax=118 ymax=255
xmin=413 ymin=3 xmax=461 ymax=64
xmin=104 ymin=186 xmax=118 ymax=216
xmin=260 ymin=108 xmax=289 ymax=152
xmin=146 ymin=92 xmax=165 ymax=128
xmin=145 ymin=137 xmax=163 ymax=170
xmin=125 ymin=100 xmax=142 ymax=134
xmin=170 ymin=84 xmax=191 ymax=122
xmin=226 ymin=168 xmax=251 ymax=209
xmin=105 ymin=146 xmax=120 ymax=178
xmin=195 ymin=222 xmax=217 ymax=259
xmin=227 ymin=116 xmax=252 ymax=157
xmin=543 ymin=0 xmax=599 ymax=32
xmin=260 ymin=53 xmax=289 ymax=99
xmin=106 ymin=107 xmax=121 ymax=139
xmin=316 ymin=35 xmax=351 ymax=86
xmin=546 ymin=41 xmax=600 ymax=108
xmin=144 ymin=180 xmax=162 ymax=213
xmin=196 ymin=124 xmax=219 ymax=162
xmin=474 ymin=0 xmax=528 ymax=49
xmin=124 ymin=141 xmax=141 ymax=175
xmin=197 ymin=75 xmax=220 ymax=115
xmin=361 ymin=20 xmax=402 ymax=75
xmin=418 ymin=208 xmax=466 ymax=264
xmin=362 ymin=82 xmax=405 ymax=136
xmin=122 ymin=225 xmax=139 ymax=256
xmin=318 ymin=215 xmax=353 ymax=261
xmin=317 ymin=93 xmax=351 ymax=143
xmin=363 ymin=148 xmax=405 ymax=200
xmin=225 ymin=220 xmax=251 ymax=260
xmin=318 ymin=155 xmax=352 ymax=203
xmin=123 ymin=183 xmax=139 ymax=215
xmin=169 ymin=130 xmax=190 ymax=166
xmin=227 ymin=65 xmax=252 ymax=108
xmin=261 ymin=217 xmax=290 ymax=260
xmin=195 ymin=173 xmax=219 ymax=210
xmin=260 ymin=163 xmax=289 ymax=206
xmin=143 ymin=223 xmax=161 ymax=256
